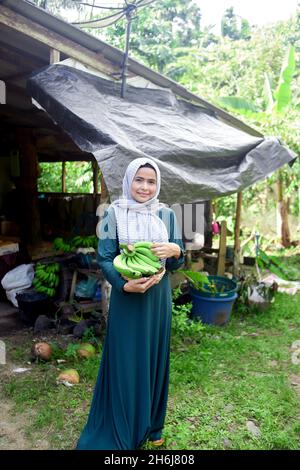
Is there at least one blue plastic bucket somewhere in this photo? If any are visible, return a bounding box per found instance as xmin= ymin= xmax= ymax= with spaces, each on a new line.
xmin=190 ymin=290 xmax=237 ymax=325
xmin=190 ymin=275 xmax=237 ymax=299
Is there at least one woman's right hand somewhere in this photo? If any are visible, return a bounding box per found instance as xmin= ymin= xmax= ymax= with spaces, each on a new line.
xmin=123 ymin=275 xmax=159 ymax=293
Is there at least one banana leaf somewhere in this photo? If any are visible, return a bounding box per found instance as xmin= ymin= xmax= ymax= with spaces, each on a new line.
xmin=274 ymin=44 xmax=295 ymax=112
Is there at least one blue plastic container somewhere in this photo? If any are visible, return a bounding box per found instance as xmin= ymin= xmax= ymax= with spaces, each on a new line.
xmin=190 ymin=290 xmax=237 ymax=326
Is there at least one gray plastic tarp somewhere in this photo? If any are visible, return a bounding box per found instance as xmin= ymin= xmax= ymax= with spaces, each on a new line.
xmin=27 ymin=64 xmax=296 ymax=204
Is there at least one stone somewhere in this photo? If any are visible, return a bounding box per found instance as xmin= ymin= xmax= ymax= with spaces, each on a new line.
xmin=34 ymin=315 xmax=54 ymax=333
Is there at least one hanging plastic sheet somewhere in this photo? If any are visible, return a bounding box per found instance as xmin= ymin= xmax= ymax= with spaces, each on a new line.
xmin=27 ymin=64 xmax=296 ymax=204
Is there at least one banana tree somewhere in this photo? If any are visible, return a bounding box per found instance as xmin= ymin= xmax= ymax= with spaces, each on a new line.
xmin=218 ymin=44 xmax=297 ymax=247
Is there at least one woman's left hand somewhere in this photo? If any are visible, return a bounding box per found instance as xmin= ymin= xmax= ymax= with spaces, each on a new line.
xmin=151 ymin=242 xmax=181 ymax=259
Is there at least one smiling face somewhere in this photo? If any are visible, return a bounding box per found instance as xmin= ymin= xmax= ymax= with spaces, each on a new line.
xmin=131 ymin=166 xmax=157 ymax=203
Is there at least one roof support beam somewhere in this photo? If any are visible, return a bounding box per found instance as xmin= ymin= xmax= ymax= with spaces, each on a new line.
xmin=0 ymin=4 xmax=119 ymax=77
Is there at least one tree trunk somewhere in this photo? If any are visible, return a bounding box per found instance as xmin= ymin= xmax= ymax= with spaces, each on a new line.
xmin=276 ymin=171 xmax=291 ymax=248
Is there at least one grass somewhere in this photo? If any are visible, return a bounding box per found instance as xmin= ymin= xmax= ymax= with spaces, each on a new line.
xmin=166 ymin=291 xmax=300 ymax=449
xmin=1 ymin=270 xmax=300 ymax=449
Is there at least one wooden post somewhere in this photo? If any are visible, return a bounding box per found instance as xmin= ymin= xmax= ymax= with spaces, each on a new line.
xmin=217 ymin=221 xmax=227 ymax=276
xmin=16 ymin=129 xmax=41 ymax=245
xmin=61 ymin=161 xmax=66 ymax=193
xmin=92 ymin=160 xmax=99 ymax=195
xmin=98 ymin=169 xmax=110 ymax=323
xmin=92 ymin=159 xmax=99 ymax=218
xmin=233 ymin=192 xmax=243 ymax=276
xmin=100 ymin=171 xmax=110 ymax=204
xmin=50 ymin=48 xmax=60 ymax=64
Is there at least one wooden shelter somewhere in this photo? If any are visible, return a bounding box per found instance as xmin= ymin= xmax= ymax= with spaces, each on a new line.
xmin=0 ymin=0 xmax=267 ymax=276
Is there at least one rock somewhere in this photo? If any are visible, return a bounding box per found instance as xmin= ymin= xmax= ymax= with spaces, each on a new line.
xmin=57 ymin=318 xmax=75 ymax=335
xmin=223 ymin=438 xmax=232 ymax=448
xmin=73 ymin=320 xmax=89 ymax=339
xmin=246 ymin=420 xmax=261 ymax=438
xmin=34 ymin=315 xmax=54 ymax=333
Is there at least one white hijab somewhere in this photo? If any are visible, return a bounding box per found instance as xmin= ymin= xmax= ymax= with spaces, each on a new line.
xmin=111 ymin=158 xmax=169 ymax=246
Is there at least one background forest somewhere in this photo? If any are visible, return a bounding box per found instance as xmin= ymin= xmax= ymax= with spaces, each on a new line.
xmin=33 ymin=0 xmax=300 ymax=250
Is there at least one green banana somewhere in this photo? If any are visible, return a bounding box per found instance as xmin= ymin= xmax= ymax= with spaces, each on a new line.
xmin=126 ymin=254 xmax=157 ymax=275
xmin=134 ymin=241 xmax=153 ymax=249
xmin=134 ymin=251 xmax=161 ymax=271
xmin=113 ymin=254 xmax=141 ymax=279
xmin=134 ymin=246 xmax=160 ymax=263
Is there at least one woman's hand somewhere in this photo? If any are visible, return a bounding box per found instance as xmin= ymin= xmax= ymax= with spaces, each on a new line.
xmin=151 ymin=242 xmax=181 ymax=259
xmin=123 ymin=275 xmax=160 ymax=294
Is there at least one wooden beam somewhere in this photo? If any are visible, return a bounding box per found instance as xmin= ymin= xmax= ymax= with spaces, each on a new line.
xmin=217 ymin=221 xmax=227 ymax=276
xmin=0 ymin=5 xmax=119 ymax=77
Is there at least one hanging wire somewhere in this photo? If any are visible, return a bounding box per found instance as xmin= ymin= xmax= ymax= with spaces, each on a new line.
xmin=70 ymin=0 xmax=158 ymax=98
xmin=72 ymin=9 xmax=126 ymax=25
xmin=77 ymin=3 xmax=125 ymax=10
xmin=72 ymin=0 xmax=156 ymax=26
xmin=77 ymin=12 xmax=127 ymax=28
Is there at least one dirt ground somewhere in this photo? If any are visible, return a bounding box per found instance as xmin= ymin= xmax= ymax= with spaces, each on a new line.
xmin=0 ymin=400 xmax=50 ymax=450
xmin=0 ymin=329 xmax=52 ymax=450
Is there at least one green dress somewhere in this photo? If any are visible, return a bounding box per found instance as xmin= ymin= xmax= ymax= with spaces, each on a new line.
xmin=76 ymin=206 xmax=185 ymax=450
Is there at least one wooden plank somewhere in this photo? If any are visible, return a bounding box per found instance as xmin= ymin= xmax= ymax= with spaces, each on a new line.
xmin=217 ymin=220 xmax=227 ymax=276
xmin=0 ymin=5 xmax=119 ymax=77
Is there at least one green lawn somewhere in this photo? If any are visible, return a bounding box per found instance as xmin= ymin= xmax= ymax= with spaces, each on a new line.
xmin=1 ymin=289 xmax=300 ymax=450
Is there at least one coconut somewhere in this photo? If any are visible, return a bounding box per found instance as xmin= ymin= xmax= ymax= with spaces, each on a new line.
xmin=57 ymin=369 xmax=80 ymax=385
xmin=77 ymin=343 xmax=96 ymax=359
xmin=31 ymin=342 xmax=52 ymax=361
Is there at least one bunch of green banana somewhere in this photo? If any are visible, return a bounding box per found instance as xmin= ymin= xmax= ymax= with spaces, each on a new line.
xmin=33 ymin=262 xmax=60 ymax=297
xmin=70 ymin=235 xmax=98 ymax=249
xmin=53 ymin=236 xmax=98 ymax=252
xmin=113 ymin=241 xmax=161 ymax=279
xmin=53 ymin=237 xmax=71 ymax=252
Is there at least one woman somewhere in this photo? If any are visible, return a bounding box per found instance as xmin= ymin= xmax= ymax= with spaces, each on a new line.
xmin=76 ymin=157 xmax=185 ymax=450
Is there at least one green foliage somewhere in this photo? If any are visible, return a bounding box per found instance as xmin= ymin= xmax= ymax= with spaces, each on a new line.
xmin=221 ymin=7 xmax=251 ymax=41
xmin=171 ymin=285 xmax=205 ymax=339
xmin=98 ymin=0 xmax=203 ymax=72
xmin=38 ymin=162 xmax=95 ymax=194
xmin=178 ymin=270 xmax=209 ymax=291
xmin=30 ymin=0 xmax=82 ymax=15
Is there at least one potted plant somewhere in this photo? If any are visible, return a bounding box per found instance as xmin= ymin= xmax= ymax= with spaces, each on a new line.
xmin=179 ymin=270 xmax=238 ymax=326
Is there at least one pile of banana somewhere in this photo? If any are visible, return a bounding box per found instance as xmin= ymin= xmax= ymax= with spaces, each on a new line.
xmin=32 ymin=262 xmax=60 ymax=297
xmin=113 ymin=241 xmax=162 ymax=279
xmin=53 ymin=235 xmax=98 ymax=252
xmin=53 ymin=238 xmax=71 ymax=252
